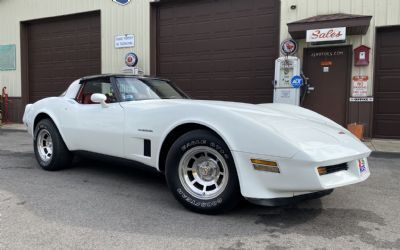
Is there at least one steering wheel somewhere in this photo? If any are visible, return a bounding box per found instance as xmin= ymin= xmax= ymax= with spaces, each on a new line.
xmin=105 ymin=93 xmax=117 ymax=103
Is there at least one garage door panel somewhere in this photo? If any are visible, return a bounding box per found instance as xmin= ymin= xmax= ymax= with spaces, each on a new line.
xmin=377 ymin=54 xmax=400 ymax=70
xmin=375 ymin=98 xmax=400 ymax=114
xmin=157 ymin=0 xmax=278 ymax=103
xmin=376 ymin=76 xmax=400 ymax=92
xmin=374 ymin=120 xmax=400 ymax=138
xmin=27 ymin=12 xmax=101 ymax=103
xmin=374 ymin=27 xmax=400 ymax=138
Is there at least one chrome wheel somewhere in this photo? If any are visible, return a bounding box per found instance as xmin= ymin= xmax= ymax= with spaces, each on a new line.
xmin=178 ymin=146 xmax=229 ymax=200
xmin=37 ymin=129 xmax=53 ymax=162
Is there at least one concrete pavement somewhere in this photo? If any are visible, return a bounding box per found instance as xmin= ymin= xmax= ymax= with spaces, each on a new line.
xmin=0 ymin=130 xmax=400 ymax=249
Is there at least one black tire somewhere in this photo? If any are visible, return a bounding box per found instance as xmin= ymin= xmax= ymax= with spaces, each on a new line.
xmin=33 ymin=119 xmax=72 ymax=171
xmin=165 ymin=129 xmax=241 ymax=214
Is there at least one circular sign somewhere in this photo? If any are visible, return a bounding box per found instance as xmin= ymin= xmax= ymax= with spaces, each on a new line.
xmin=125 ymin=52 xmax=138 ymax=67
xmin=280 ymin=39 xmax=298 ymax=56
xmin=291 ymin=75 xmax=303 ymax=88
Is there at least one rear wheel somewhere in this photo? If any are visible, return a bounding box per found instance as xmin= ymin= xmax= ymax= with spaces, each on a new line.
xmin=34 ymin=119 xmax=72 ymax=171
xmin=165 ymin=129 xmax=240 ymax=214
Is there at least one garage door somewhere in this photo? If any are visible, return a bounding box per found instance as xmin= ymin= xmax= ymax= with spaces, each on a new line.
xmin=156 ymin=0 xmax=279 ymax=103
xmin=27 ymin=12 xmax=101 ymax=103
xmin=374 ymin=27 xmax=400 ymax=139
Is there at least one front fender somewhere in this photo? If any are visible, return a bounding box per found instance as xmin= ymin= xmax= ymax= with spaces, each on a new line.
xmin=27 ymin=98 xmax=73 ymax=150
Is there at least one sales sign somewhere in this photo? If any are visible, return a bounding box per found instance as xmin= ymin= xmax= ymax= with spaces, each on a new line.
xmin=115 ymin=35 xmax=135 ymax=48
xmin=352 ymin=76 xmax=368 ymax=97
xmin=306 ymin=27 xmax=346 ymax=43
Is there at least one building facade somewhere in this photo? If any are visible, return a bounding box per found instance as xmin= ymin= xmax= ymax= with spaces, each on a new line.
xmin=0 ymin=0 xmax=399 ymax=138
xmin=281 ymin=0 xmax=400 ymax=139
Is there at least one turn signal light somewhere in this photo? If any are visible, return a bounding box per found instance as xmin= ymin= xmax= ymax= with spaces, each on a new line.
xmin=251 ymin=159 xmax=280 ymax=173
xmin=317 ymin=167 xmax=328 ymax=175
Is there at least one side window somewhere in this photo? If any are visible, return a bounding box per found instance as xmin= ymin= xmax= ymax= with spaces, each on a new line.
xmin=77 ymin=79 xmax=118 ymax=104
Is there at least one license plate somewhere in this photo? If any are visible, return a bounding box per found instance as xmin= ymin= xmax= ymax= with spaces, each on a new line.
xmin=358 ymin=159 xmax=366 ymax=173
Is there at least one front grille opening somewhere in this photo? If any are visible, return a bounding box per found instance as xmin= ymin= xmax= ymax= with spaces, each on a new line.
xmin=318 ymin=163 xmax=348 ymax=175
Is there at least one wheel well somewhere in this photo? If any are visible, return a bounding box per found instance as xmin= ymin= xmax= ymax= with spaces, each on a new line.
xmin=158 ymin=123 xmax=224 ymax=173
xmin=34 ymin=113 xmax=53 ymax=130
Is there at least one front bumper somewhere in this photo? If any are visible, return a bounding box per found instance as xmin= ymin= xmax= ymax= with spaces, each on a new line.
xmin=247 ymin=189 xmax=334 ymax=206
xmin=232 ymin=150 xmax=370 ymax=200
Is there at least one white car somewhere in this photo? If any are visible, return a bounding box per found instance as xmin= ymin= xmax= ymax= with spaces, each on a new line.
xmin=23 ymin=74 xmax=371 ymax=214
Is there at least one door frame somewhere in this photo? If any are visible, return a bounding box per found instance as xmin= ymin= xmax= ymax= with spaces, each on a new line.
xmin=302 ymin=45 xmax=353 ymax=126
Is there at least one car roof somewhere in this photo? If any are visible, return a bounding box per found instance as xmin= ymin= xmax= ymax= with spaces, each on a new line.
xmin=79 ymin=74 xmax=169 ymax=82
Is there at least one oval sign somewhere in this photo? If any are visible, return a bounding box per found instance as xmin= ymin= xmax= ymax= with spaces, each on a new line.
xmin=113 ymin=0 xmax=131 ymax=6
xmin=291 ymin=75 xmax=303 ymax=88
xmin=280 ymin=39 xmax=298 ymax=56
xmin=125 ymin=52 xmax=138 ymax=67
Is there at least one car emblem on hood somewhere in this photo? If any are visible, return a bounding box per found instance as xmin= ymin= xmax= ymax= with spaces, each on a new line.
xmin=112 ymin=0 xmax=131 ymax=6
xmin=338 ymin=131 xmax=345 ymax=135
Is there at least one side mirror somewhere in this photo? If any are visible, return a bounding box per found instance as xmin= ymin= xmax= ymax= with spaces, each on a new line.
xmin=91 ymin=93 xmax=109 ymax=108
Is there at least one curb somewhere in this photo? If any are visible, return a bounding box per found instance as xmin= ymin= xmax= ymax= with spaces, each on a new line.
xmin=0 ymin=128 xmax=28 ymax=133
xmin=370 ymin=151 xmax=400 ymax=159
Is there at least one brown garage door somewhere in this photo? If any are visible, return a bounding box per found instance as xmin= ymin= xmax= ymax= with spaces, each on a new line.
xmin=374 ymin=27 xmax=400 ymax=139
xmin=156 ymin=0 xmax=279 ymax=103
xmin=26 ymin=11 xmax=101 ymax=103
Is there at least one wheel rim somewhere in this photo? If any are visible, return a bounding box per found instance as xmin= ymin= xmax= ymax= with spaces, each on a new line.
xmin=37 ymin=129 xmax=53 ymax=162
xmin=178 ymin=146 xmax=229 ymax=200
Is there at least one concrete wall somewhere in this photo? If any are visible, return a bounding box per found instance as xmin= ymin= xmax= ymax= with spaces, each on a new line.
xmin=280 ymin=0 xmax=400 ymax=96
xmin=0 ymin=0 xmax=152 ymax=97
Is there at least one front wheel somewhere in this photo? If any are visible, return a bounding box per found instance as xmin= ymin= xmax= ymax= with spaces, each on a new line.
xmin=165 ymin=129 xmax=241 ymax=214
xmin=34 ymin=119 xmax=72 ymax=171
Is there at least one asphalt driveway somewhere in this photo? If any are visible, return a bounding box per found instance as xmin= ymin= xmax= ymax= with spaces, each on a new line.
xmin=0 ymin=130 xmax=399 ymax=250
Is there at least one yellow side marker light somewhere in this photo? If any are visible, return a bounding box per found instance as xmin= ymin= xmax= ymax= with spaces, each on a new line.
xmin=251 ymin=159 xmax=280 ymax=173
xmin=317 ymin=167 xmax=328 ymax=175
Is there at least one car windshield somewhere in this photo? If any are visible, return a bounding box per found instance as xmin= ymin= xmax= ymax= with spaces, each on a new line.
xmin=115 ymin=77 xmax=187 ymax=102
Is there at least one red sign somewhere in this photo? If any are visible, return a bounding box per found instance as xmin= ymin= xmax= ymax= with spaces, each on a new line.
xmin=352 ymin=76 xmax=368 ymax=97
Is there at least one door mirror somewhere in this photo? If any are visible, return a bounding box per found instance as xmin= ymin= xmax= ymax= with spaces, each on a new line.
xmin=91 ymin=93 xmax=108 ymax=108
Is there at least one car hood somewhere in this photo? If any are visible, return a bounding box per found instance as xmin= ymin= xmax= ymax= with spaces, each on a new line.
xmin=164 ymin=99 xmax=371 ymax=160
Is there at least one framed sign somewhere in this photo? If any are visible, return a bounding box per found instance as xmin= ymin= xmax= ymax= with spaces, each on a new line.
xmin=352 ymin=76 xmax=368 ymax=97
xmin=115 ymin=35 xmax=135 ymax=48
xmin=306 ymin=27 xmax=346 ymax=43
xmin=0 ymin=44 xmax=16 ymax=71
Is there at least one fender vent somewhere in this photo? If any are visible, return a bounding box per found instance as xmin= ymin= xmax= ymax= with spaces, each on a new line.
xmin=144 ymin=139 xmax=151 ymax=157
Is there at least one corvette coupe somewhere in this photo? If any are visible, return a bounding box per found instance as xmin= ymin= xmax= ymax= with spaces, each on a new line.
xmin=23 ymin=74 xmax=371 ymax=214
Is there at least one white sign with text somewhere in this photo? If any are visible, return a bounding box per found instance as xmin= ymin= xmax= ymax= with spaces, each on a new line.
xmin=306 ymin=27 xmax=346 ymax=43
xmin=352 ymin=76 xmax=369 ymax=97
xmin=115 ymin=35 xmax=135 ymax=48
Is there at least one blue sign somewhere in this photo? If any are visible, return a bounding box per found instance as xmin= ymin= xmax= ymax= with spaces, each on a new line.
xmin=291 ymin=75 xmax=303 ymax=88
xmin=113 ymin=0 xmax=131 ymax=6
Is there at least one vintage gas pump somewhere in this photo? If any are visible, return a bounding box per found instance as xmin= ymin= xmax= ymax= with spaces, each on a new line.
xmin=273 ymin=39 xmax=302 ymax=106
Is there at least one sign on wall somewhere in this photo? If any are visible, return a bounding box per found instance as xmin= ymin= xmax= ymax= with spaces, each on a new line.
xmin=0 ymin=44 xmax=16 ymax=71
xmin=306 ymin=27 xmax=346 ymax=43
xmin=112 ymin=0 xmax=131 ymax=6
xmin=280 ymin=39 xmax=298 ymax=56
xmin=115 ymin=35 xmax=135 ymax=48
xmin=352 ymin=76 xmax=368 ymax=97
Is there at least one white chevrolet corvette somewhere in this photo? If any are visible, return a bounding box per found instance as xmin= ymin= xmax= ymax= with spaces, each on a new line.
xmin=23 ymin=74 xmax=371 ymax=214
